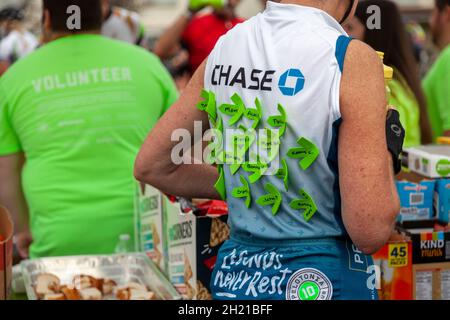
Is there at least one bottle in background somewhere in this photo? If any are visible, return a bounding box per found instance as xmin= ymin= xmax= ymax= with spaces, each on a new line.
xmin=377 ymin=51 xmax=394 ymax=107
xmin=114 ymin=234 xmax=133 ymax=254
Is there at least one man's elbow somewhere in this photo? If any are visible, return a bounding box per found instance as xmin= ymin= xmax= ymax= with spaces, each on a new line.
xmin=133 ymin=155 xmax=156 ymax=186
xmin=346 ymin=201 xmax=400 ymax=255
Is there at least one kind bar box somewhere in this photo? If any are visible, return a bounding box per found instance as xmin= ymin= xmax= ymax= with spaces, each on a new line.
xmin=396 ymin=180 xmax=436 ymax=222
xmin=164 ymin=197 xmax=229 ymax=300
xmin=434 ymin=179 xmax=450 ymax=224
xmin=372 ymin=240 xmax=413 ymax=300
xmin=134 ymin=182 xmax=165 ymax=272
xmin=0 ymin=207 xmax=13 ymax=300
xmin=409 ymin=230 xmax=450 ymax=264
xmin=413 ymin=263 xmax=450 ymax=300
xmin=403 ymin=145 xmax=450 ymax=179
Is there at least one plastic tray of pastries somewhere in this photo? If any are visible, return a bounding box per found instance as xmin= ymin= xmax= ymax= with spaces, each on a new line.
xmin=21 ymin=253 xmax=181 ymax=300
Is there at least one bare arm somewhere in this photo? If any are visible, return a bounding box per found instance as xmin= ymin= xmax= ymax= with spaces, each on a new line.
xmin=0 ymin=153 xmax=32 ymax=258
xmin=153 ymin=15 xmax=191 ymax=60
xmin=0 ymin=153 xmax=29 ymax=230
xmin=339 ymin=41 xmax=400 ymax=255
xmin=134 ymin=61 xmax=220 ymax=199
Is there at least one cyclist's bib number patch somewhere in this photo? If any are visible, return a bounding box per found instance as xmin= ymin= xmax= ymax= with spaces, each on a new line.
xmin=286 ymin=268 xmax=333 ymax=300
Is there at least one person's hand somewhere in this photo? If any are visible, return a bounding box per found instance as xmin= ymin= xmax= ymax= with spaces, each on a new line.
xmin=14 ymin=230 xmax=33 ymax=259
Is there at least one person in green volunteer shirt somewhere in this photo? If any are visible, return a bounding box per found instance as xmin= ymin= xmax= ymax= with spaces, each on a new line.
xmin=423 ymin=0 xmax=450 ymax=140
xmin=344 ymin=0 xmax=432 ymax=148
xmin=0 ymin=0 xmax=177 ymax=259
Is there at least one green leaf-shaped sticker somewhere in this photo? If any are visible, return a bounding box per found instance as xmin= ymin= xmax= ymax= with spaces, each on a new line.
xmin=228 ymin=129 xmax=256 ymax=175
xmin=206 ymin=119 xmax=224 ymax=164
xmin=267 ymin=104 xmax=287 ymax=138
xmin=256 ymin=183 xmax=282 ymax=215
xmin=231 ymin=175 xmax=251 ymax=208
xmin=196 ymin=89 xmax=209 ymax=112
xmin=289 ymin=189 xmax=318 ymax=222
xmin=219 ymin=103 xmax=239 ymax=116
xmin=218 ymin=93 xmax=245 ymax=126
xmin=214 ymin=165 xmax=226 ymax=201
xmin=275 ymin=159 xmax=289 ymax=191
xmin=211 ymin=115 xmax=223 ymax=132
xmin=197 ymin=90 xmax=217 ymax=122
xmin=244 ymin=98 xmax=263 ymax=130
xmin=242 ymin=158 xmax=268 ymax=184
xmin=260 ymin=128 xmax=281 ymax=162
xmin=287 ymin=137 xmax=319 ymax=170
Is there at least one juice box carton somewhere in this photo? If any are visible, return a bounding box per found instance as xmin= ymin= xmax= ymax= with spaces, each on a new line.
xmin=396 ymin=180 xmax=436 ymax=222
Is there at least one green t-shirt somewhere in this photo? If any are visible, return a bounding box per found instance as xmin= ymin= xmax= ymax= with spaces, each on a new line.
xmin=389 ymin=72 xmax=421 ymax=148
xmin=0 ymin=34 xmax=178 ymax=258
xmin=423 ymin=45 xmax=450 ymax=141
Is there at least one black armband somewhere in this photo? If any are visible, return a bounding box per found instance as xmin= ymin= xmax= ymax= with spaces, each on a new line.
xmin=386 ymin=109 xmax=405 ymax=174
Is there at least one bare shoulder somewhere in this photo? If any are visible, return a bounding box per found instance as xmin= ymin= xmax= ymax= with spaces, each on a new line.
xmin=344 ymin=40 xmax=383 ymax=72
xmin=340 ymin=40 xmax=386 ymax=119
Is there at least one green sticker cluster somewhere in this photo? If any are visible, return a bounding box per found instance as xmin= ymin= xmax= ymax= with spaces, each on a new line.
xmin=201 ymin=90 xmax=321 ymax=222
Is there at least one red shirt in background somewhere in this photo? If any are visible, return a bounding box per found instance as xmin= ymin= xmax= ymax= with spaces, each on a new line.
xmin=182 ymin=13 xmax=244 ymax=73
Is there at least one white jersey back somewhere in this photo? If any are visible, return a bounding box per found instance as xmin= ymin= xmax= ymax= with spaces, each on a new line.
xmin=205 ymin=1 xmax=353 ymax=243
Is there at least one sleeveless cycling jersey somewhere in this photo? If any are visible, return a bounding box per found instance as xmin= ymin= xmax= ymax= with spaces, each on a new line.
xmin=201 ymin=1 xmax=378 ymax=300
xmin=204 ymin=2 xmax=352 ymax=243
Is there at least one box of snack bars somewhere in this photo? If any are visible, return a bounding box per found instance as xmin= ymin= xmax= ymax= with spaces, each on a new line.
xmin=372 ymin=238 xmax=413 ymax=300
xmin=402 ymin=145 xmax=450 ymax=179
xmin=413 ymin=263 xmax=450 ymax=300
xmin=409 ymin=230 xmax=450 ymax=264
xmin=134 ymin=182 xmax=165 ymax=272
xmin=396 ymin=180 xmax=436 ymax=222
xmin=434 ymin=179 xmax=450 ymax=224
xmin=0 ymin=206 xmax=13 ymax=300
xmin=164 ymin=197 xmax=229 ymax=300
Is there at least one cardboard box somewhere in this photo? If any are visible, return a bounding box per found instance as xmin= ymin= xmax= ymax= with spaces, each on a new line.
xmin=396 ymin=180 xmax=436 ymax=222
xmin=403 ymin=145 xmax=450 ymax=179
xmin=164 ymin=197 xmax=229 ymax=300
xmin=372 ymin=241 xmax=413 ymax=300
xmin=406 ymin=229 xmax=450 ymax=300
xmin=409 ymin=230 xmax=450 ymax=264
xmin=134 ymin=182 xmax=165 ymax=272
xmin=434 ymin=179 xmax=450 ymax=224
xmin=0 ymin=206 xmax=13 ymax=300
xmin=413 ymin=263 xmax=450 ymax=300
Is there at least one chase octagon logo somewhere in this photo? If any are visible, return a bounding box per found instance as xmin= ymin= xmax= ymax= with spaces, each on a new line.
xmin=278 ymin=68 xmax=305 ymax=96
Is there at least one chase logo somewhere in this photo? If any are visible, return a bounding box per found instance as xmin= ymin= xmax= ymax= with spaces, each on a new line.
xmin=278 ymin=69 xmax=305 ymax=96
